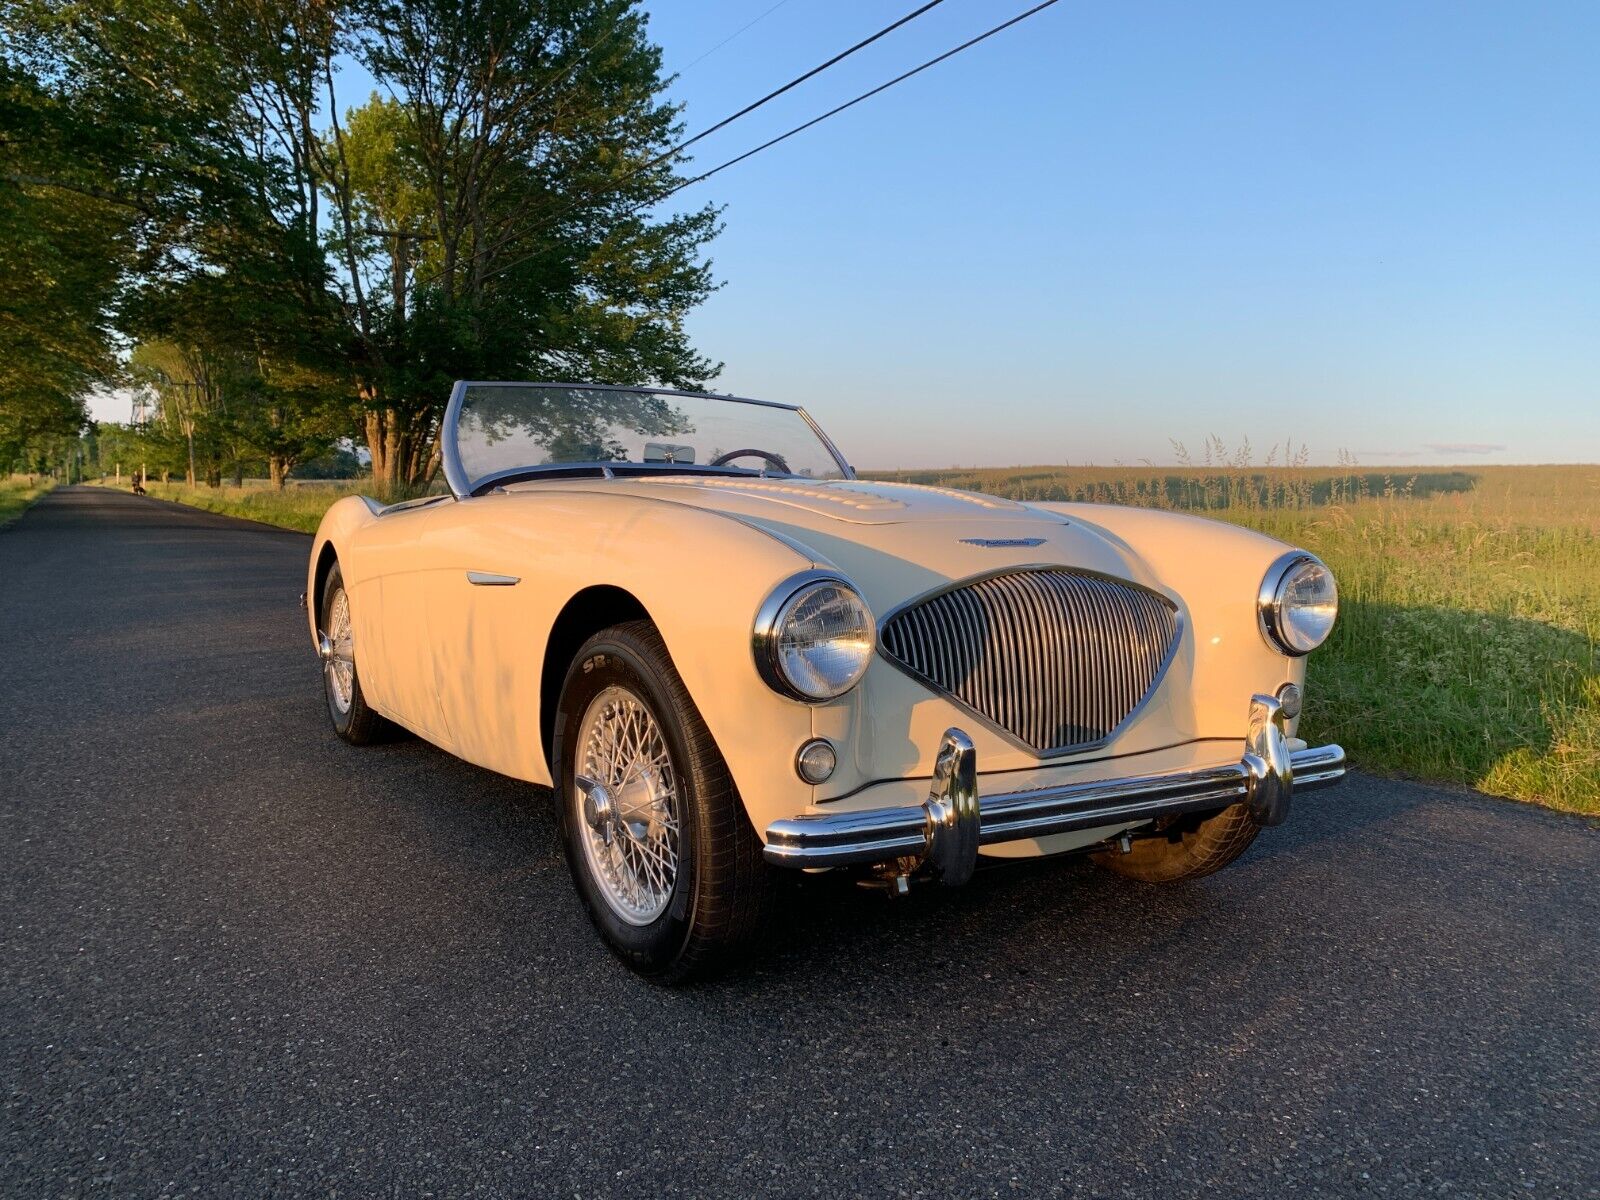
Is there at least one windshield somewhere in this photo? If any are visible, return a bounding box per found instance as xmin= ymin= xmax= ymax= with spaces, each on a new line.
xmin=443 ymin=382 xmax=851 ymax=496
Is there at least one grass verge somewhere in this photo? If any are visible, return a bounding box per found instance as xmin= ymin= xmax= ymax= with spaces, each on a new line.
xmin=92 ymin=478 xmax=367 ymax=534
xmin=0 ymin=476 xmax=57 ymax=526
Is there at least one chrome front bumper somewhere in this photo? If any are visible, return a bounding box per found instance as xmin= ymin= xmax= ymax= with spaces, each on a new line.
xmin=763 ymin=694 xmax=1345 ymax=885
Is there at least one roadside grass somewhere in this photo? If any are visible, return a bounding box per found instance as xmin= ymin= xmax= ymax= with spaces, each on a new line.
xmin=872 ymin=462 xmax=1600 ymax=815
xmin=101 ymin=460 xmax=1600 ymax=813
xmin=0 ymin=475 xmax=57 ymax=526
xmin=90 ymin=478 xmax=368 ymax=534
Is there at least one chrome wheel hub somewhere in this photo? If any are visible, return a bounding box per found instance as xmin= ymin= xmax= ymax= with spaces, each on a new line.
xmin=321 ymin=588 xmax=356 ymax=715
xmin=574 ymin=686 xmax=681 ymax=926
xmin=579 ymin=778 xmax=617 ymax=845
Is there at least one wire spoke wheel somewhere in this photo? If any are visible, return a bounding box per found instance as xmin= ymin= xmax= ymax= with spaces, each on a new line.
xmin=324 ymin=587 xmax=356 ymax=715
xmin=574 ymin=685 xmax=682 ymax=926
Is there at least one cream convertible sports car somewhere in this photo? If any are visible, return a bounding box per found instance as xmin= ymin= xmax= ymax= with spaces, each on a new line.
xmin=307 ymin=382 xmax=1344 ymax=981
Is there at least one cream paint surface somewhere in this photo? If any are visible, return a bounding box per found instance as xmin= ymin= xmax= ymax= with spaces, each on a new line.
xmin=307 ymin=478 xmax=1309 ymax=851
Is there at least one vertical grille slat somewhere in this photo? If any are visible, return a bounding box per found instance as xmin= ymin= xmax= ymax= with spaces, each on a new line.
xmin=879 ymin=568 xmax=1180 ymax=756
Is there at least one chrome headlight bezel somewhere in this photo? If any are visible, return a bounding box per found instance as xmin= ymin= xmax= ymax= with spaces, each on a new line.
xmin=1258 ymin=551 xmax=1339 ymax=656
xmin=753 ymin=571 xmax=876 ymax=701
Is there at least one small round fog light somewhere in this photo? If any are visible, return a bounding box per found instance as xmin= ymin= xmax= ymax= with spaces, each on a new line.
xmin=795 ymin=738 xmax=837 ymax=785
xmin=1276 ymin=682 xmax=1303 ymax=720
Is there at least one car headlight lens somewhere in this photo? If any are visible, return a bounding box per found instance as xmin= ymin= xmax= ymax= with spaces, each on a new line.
xmin=1259 ymin=553 xmax=1339 ymax=655
xmin=756 ymin=575 xmax=875 ymax=700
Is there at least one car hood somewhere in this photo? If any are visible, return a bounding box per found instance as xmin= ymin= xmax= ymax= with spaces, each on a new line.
xmin=512 ymin=476 xmax=1171 ymax=603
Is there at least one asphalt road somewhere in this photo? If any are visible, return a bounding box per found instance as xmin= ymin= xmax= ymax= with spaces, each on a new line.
xmin=3 ymin=486 xmax=1597 ymax=1198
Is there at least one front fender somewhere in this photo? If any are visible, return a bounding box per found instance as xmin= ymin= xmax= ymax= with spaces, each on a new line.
xmin=305 ymin=494 xmax=382 ymax=647
xmin=412 ymin=490 xmax=825 ymax=831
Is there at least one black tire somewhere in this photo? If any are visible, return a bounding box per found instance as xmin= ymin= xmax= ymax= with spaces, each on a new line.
xmin=552 ymin=620 xmax=775 ymax=984
xmin=318 ymin=561 xmax=395 ymax=746
xmin=1093 ymin=802 xmax=1260 ymax=883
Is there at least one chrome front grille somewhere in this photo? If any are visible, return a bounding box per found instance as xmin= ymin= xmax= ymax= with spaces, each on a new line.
xmin=879 ymin=568 xmax=1180 ymax=755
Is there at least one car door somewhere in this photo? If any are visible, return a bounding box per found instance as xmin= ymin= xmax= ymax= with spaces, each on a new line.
xmin=417 ymin=490 xmax=583 ymax=784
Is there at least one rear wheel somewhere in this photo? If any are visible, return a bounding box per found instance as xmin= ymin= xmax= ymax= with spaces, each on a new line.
xmin=1094 ymin=803 xmax=1260 ymax=883
xmin=553 ymin=620 xmax=775 ymax=983
xmin=318 ymin=562 xmax=394 ymax=745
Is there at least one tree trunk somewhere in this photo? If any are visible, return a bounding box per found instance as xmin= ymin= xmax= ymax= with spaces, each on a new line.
xmin=365 ymin=408 xmax=394 ymax=496
xmin=269 ymin=455 xmax=288 ymax=489
xmin=362 ymin=371 xmax=449 ymax=499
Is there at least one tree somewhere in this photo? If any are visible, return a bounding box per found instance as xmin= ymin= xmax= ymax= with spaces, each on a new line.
xmin=4 ymin=0 xmax=724 ymax=495
xmin=317 ymin=0 xmax=722 ymax=491
xmin=0 ymin=57 xmax=122 ymax=468
xmin=2 ymin=0 xmax=269 ymax=471
xmin=129 ymin=342 xmax=212 ymax=487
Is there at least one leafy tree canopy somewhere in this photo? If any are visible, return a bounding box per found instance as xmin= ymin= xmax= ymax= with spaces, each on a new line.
xmin=2 ymin=0 xmax=722 ymax=491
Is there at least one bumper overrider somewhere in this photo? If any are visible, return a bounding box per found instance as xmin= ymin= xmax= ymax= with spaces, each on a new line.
xmin=763 ymin=695 xmax=1345 ymax=885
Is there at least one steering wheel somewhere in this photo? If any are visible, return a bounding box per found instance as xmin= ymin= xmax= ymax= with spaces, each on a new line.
xmin=709 ymin=448 xmax=790 ymax=475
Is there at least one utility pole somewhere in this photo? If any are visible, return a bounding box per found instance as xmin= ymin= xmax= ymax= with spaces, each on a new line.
xmin=177 ymin=380 xmax=197 ymax=488
xmin=130 ymin=390 xmax=156 ymax=427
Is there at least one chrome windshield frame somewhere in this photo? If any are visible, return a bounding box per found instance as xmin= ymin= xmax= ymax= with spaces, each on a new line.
xmin=440 ymin=380 xmax=855 ymax=499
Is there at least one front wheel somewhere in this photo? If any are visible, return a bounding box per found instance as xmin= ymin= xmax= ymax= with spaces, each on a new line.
xmin=318 ymin=561 xmax=396 ymax=746
xmin=1093 ymin=802 xmax=1260 ymax=883
xmin=553 ymin=620 xmax=775 ymax=983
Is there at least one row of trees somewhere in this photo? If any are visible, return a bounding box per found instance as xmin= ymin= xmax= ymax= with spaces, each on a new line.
xmin=2 ymin=0 xmax=723 ymax=494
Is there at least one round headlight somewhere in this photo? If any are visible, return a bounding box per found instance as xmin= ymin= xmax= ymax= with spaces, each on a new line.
xmin=1259 ymin=553 xmax=1339 ymax=656
xmin=755 ymin=574 xmax=875 ymax=700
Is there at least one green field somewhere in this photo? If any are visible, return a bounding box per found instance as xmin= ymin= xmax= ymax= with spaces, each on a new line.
xmin=106 ymin=463 xmax=1600 ymax=814
xmin=0 ymin=476 xmax=56 ymax=525
xmin=871 ymin=463 xmax=1600 ymax=815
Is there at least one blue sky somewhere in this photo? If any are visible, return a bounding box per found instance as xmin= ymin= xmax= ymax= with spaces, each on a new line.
xmin=636 ymin=0 xmax=1599 ymax=467
xmin=98 ymin=2 xmax=1596 ymax=468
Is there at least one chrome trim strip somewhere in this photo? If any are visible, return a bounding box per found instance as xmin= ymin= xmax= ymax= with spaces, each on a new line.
xmin=815 ymin=735 xmax=1245 ymax=804
xmin=442 ymin=379 xmax=472 ymax=498
xmin=466 ymin=571 xmax=520 ymax=586
xmin=764 ymin=700 xmax=1346 ymax=872
xmin=795 ymin=407 xmax=857 ymax=480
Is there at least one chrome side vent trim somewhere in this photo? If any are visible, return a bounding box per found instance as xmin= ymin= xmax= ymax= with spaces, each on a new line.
xmin=879 ymin=568 xmax=1181 ymax=756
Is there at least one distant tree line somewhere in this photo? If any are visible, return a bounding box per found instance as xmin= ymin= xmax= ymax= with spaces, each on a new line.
xmin=1 ymin=0 xmax=722 ymax=493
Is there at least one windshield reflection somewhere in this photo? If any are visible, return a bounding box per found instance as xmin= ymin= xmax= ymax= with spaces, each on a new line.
xmin=445 ymin=383 xmax=848 ymax=495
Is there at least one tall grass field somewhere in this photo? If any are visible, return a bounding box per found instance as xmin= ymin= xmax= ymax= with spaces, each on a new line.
xmin=871 ymin=460 xmax=1600 ymax=815
xmin=99 ymin=459 xmax=1600 ymax=814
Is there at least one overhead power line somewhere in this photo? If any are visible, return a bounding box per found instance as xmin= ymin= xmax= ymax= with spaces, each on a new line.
xmin=412 ymin=0 xmax=949 ymax=291
xmin=477 ymin=0 xmax=1064 ymax=286
xmin=666 ymin=0 xmax=949 ymax=163
xmin=678 ymin=0 xmax=796 ymax=74
xmin=662 ymin=0 xmax=1064 ymax=200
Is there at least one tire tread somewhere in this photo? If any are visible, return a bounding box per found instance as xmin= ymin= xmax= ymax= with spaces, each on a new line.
xmin=1094 ymin=801 xmax=1260 ymax=883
